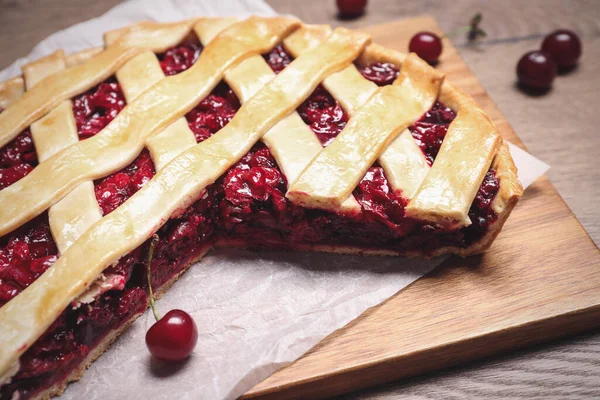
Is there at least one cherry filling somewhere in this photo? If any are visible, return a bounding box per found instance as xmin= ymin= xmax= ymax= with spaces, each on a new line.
xmin=467 ymin=170 xmax=500 ymax=240
xmin=0 ymin=114 xmax=57 ymax=314
xmin=409 ymin=102 xmax=456 ymax=165
xmin=158 ymin=43 xmax=202 ymax=76
xmin=358 ymin=62 xmax=399 ymax=86
xmin=263 ymin=44 xmax=292 ymax=74
xmin=0 ymin=107 xmax=37 ymax=190
xmin=0 ymin=214 xmax=57 ymax=309
xmin=298 ymin=86 xmax=348 ymax=147
xmin=94 ymin=150 xmax=156 ymax=215
xmin=72 ymin=79 xmax=126 ymax=140
xmin=1 ymin=44 xmax=501 ymax=399
xmin=0 ymin=161 xmax=33 ymax=190
xmin=186 ymin=83 xmax=240 ymax=143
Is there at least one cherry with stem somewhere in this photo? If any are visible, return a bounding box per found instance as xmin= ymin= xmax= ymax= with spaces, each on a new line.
xmin=145 ymin=235 xmax=198 ymax=362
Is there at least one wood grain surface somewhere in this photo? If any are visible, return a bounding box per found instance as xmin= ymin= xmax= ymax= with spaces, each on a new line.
xmin=1 ymin=1 xmax=599 ymax=399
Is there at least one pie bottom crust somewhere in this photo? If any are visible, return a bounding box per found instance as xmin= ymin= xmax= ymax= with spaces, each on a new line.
xmin=25 ymin=141 xmax=519 ymax=399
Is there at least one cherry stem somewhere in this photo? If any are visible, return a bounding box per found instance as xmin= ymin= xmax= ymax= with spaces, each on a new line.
xmin=146 ymin=234 xmax=161 ymax=322
xmin=442 ymin=12 xmax=487 ymax=41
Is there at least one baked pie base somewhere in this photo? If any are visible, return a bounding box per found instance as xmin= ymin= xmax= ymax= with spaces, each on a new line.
xmin=0 ymin=17 xmax=522 ymax=399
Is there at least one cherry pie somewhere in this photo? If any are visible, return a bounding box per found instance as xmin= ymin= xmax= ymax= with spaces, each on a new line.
xmin=0 ymin=16 xmax=522 ymax=399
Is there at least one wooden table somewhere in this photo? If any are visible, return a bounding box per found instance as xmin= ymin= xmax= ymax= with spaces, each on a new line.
xmin=1 ymin=0 xmax=599 ymax=398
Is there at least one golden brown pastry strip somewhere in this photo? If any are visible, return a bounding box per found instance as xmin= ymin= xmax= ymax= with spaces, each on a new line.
xmin=116 ymin=51 xmax=166 ymax=102
xmin=103 ymin=19 xmax=198 ymax=50
xmin=377 ymin=130 xmax=431 ymax=200
xmin=0 ymin=77 xmax=24 ymax=110
xmin=30 ymin=102 xmax=78 ymax=163
xmin=22 ymin=50 xmax=67 ymax=90
xmin=0 ymin=17 xmax=300 ymax=237
xmin=0 ymin=26 xmax=370 ymax=377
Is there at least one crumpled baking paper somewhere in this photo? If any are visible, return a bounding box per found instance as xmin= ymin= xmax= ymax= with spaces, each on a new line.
xmin=0 ymin=1 xmax=550 ymax=398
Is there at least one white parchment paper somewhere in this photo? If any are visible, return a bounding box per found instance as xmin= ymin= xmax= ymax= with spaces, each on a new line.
xmin=1 ymin=1 xmax=550 ymax=398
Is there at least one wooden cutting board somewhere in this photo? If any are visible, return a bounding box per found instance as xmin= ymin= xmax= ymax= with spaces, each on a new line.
xmin=242 ymin=16 xmax=600 ymax=400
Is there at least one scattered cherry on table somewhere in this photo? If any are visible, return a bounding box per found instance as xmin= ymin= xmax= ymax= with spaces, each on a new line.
xmin=144 ymin=235 xmax=198 ymax=362
xmin=409 ymin=31 xmax=443 ymax=65
xmin=516 ymin=50 xmax=557 ymax=91
xmin=541 ymin=29 xmax=582 ymax=70
xmin=146 ymin=309 xmax=199 ymax=362
xmin=336 ymin=0 xmax=367 ymax=19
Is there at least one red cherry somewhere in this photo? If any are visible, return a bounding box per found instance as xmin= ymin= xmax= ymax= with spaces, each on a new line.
xmin=146 ymin=309 xmax=198 ymax=362
xmin=144 ymin=235 xmax=198 ymax=362
xmin=541 ymin=29 xmax=582 ymax=69
xmin=336 ymin=0 xmax=367 ymax=18
xmin=517 ymin=51 xmax=557 ymax=90
xmin=409 ymin=32 xmax=443 ymax=65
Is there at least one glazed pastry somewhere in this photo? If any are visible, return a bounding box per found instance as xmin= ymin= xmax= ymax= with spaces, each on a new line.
xmin=0 ymin=16 xmax=522 ymax=399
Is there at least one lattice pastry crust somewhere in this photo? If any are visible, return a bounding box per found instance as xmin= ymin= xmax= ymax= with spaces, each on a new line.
xmin=0 ymin=16 xmax=522 ymax=398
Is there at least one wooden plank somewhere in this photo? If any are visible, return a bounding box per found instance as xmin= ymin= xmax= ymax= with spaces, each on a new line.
xmin=243 ymin=16 xmax=600 ymax=400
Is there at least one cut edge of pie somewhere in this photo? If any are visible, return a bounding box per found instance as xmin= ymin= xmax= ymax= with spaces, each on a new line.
xmin=0 ymin=16 xmax=523 ymax=399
